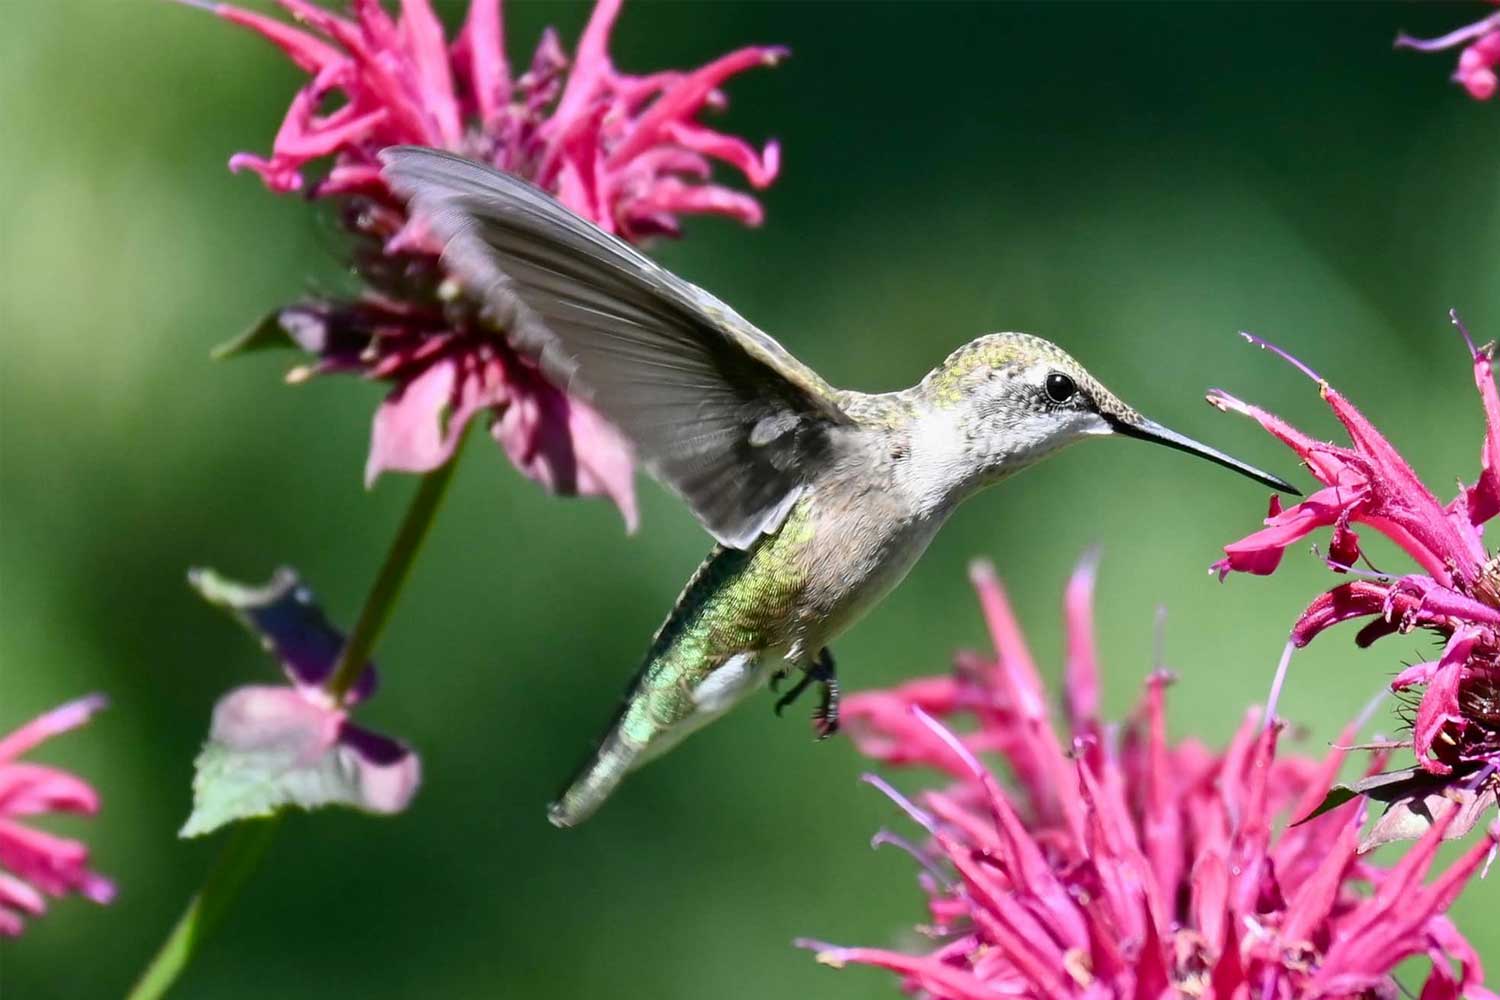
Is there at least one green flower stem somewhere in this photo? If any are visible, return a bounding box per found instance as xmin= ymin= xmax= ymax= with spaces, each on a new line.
xmin=124 ymin=450 xmax=462 ymax=1000
xmin=124 ymin=816 xmax=281 ymax=1000
xmin=326 ymin=450 xmax=461 ymax=700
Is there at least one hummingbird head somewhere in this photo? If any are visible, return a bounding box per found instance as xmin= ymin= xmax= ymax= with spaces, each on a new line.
xmin=905 ymin=332 xmax=1297 ymax=504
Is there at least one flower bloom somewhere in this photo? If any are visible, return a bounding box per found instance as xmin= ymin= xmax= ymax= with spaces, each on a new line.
xmin=1396 ymin=4 xmax=1500 ymax=101
xmin=0 ymin=695 xmax=114 ymax=936
xmin=1211 ymin=318 xmax=1500 ymax=800
xmin=800 ymin=557 xmax=1497 ymax=999
xmin=181 ymin=568 xmax=419 ymax=837
xmin=195 ymin=0 xmax=786 ymax=524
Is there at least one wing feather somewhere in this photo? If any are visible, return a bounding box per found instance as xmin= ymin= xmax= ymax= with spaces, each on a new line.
xmin=380 ymin=146 xmax=853 ymax=548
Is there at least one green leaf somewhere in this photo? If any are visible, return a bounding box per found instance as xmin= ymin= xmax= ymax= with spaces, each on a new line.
xmin=179 ymin=686 xmax=418 ymax=838
xmin=1292 ymin=786 xmax=1358 ymax=826
xmin=1291 ymin=763 xmax=1499 ymax=853
xmin=1291 ymin=766 xmax=1427 ymax=826
xmin=210 ymin=309 xmax=299 ymax=360
xmin=181 ymin=738 xmax=376 ymax=838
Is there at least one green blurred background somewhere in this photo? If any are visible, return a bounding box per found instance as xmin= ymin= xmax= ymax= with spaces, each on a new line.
xmin=3 ymin=1 xmax=1498 ymax=996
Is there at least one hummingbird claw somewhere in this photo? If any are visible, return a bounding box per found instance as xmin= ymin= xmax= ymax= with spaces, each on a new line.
xmin=772 ymin=667 xmax=816 ymax=716
xmin=772 ymin=648 xmax=839 ymax=739
xmin=812 ymin=671 xmax=840 ymax=740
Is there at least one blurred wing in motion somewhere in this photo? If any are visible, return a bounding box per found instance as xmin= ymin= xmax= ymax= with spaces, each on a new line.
xmin=381 ymin=147 xmax=854 ymax=549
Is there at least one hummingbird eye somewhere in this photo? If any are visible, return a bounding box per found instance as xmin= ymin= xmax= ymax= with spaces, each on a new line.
xmin=1044 ymin=372 xmax=1077 ymax=404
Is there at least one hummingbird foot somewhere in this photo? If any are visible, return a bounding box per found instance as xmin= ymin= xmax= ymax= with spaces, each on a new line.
xmin=772 ymin=648 xmax=839 ymax=740
xmin=811 ymin=670 xmax=840 ymax=740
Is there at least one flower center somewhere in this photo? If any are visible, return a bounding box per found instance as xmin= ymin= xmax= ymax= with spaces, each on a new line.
xmin=1471 ymin=555 xmax=1500 ymax=609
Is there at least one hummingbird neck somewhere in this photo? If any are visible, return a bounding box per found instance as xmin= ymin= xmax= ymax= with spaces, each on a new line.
xmin=884 ymin=389 xmax=1085 ymax=519
xmin=887 ymin=398 xmax=1000 ymax=518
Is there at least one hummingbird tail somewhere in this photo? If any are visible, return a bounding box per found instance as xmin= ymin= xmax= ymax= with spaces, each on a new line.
xmin=547 ymin=650 xmax=766 ymax=827
xmin=548 ymin=652 xmax=672 ymax=828
xmin=546 ymin=727 xmax=642 ymax=829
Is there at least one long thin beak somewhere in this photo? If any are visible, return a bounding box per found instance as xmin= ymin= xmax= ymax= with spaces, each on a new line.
xmin=1107 ymin=415 xmax=1301 ymax=495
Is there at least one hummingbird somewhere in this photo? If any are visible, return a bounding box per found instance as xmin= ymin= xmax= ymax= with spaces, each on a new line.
xmin=381 ymin=147 xmax=1299 ymax=827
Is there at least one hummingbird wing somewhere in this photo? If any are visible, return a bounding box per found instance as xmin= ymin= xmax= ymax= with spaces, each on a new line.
xmin=381 ymin=147 xmax=855 ymax=549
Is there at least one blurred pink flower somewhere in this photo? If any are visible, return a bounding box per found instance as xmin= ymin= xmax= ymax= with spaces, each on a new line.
xmin=800 ymin=557 xmax=1497 ymax=999
xmin=1210 ymin=318 xmax=1500 ymax=791
xmin=1396 ymin=4 xmax=1500 ymax=101
xmin=195 ymin=0 xmax=786 ymax=524
xmin=0 ymin=695 xmax=114 ymax=937
xmin=181 ymin=568 xmax=419 ymax=837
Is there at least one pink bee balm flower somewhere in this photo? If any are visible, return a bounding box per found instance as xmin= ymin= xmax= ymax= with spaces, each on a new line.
xmin=1210 ymin=317 xmax=1500 ymax=810
xmin=1396 ymin=4 xmax=1500 ymax=101
xmin=192 ymin=0 xmax=786 ymax=525
xmin=799 ymin=557 xmax=1497 ymax=999
xmin=0 ymin=695 xmax=114 ymax=937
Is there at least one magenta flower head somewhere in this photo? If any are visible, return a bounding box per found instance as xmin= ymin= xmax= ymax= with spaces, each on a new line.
xmin=1396 ymin=4 xmax=1500 ymax=101
xmin=0 ymin=695 xmax=114 ymax=936
xmin=192 ymin=0 xmax=786 ymax=524
xmin=799 ymin=557 xmax=1497 ymax=999
xmin=1211 ymin=315 xmax=1500 ymax=836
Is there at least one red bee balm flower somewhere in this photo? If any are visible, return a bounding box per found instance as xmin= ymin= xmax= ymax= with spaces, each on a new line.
xmin=800 ymin=558 xmax=1497 ymax=999
xmin=192 ymin=0 xmax=786 ymax=523
xmin=0 ymin=696 xmax=114 ymax=937
xmin=1211 ymin=317 xmax=1500 ymax=816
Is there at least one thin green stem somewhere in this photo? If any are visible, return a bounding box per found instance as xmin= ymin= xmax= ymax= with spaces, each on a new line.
xmin=124 ymin=450 xmax=461 ymax=1000
xmin=124 ymin=817 xmax=281 ymax=1000
xmin=326 ymin=451 xmax=460 ymax=699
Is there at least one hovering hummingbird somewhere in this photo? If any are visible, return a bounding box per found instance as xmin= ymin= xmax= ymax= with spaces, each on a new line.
xmin=381 ymin=147 xmax=1298 ymax=827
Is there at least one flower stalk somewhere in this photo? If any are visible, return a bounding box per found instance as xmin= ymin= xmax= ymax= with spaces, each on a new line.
xmin=127 ymin=447 xmax=462 ymax=1000
xmin=326 ymin=445 xmax=460 ymax=700
xmin=124 ymin=817 xmax=281 ymax=1000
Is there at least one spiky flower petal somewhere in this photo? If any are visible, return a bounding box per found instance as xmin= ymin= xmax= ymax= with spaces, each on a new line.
xmin=0 ymin=695 xmax=114 ymax=936
xmin=196 ymin=0 xmax=785 ymax=523
xmin=1213 ymin=315 xmax=1500 ymax=799
xmin=801 ymin=557 xmax=1496 ymax=999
